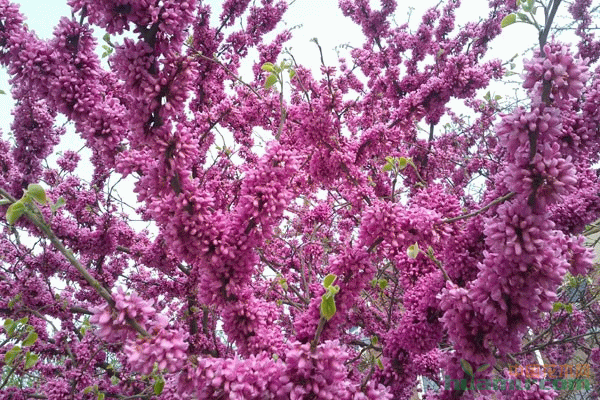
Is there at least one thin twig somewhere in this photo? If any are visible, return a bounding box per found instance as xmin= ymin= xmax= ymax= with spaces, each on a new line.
xmin=440 ymin=192 xmax=515 ymax=224
xmin=188 ymin=49 xmax=263 ymax=100
xmin=310 ymin=316 xmax=327 ymax=352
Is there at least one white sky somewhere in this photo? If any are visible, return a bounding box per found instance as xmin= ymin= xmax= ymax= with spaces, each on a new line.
xmin=0 ymin=0 xmax=547 ymax=205
xmin=0 ymin=0 xmax=540 ymax=97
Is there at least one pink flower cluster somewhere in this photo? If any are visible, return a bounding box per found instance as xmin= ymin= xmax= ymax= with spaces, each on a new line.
xmin=90 ymin=287 xmax=165 ymax=342
xmin=178 ymin=341 xmax=391 ymax=399
xmin=1 ymin=0 xmax=599 ymax=398
xmin=523 ymin=43 xmax=590 ymax=101
xmin=124 ymin=328 xmax=188 ymax=375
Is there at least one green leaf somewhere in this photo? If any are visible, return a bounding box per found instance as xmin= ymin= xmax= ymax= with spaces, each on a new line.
xmin=565 ymin=304 xmax=573 ymax=313
xmin=517 ymin=12 xmax=530 ymax=22
xmin=460 ymin=359 xmax=473 ymax=376
xmin=397 ymin=157 xmax=408 ymax=170
xmin=501 ymin=13 xmax=516 ymax=28
xmin=407 ymin=243 xmax=420 ymax=259
xmin=6 ymin=201 xmax=25 ymax=225
xmin=8 ymin=293 xmax=21 ymax=310
xmin=289 ymin=69 xmax=296 ymax=79
xmin=265 ymin=73 xmax=278 ymax=89
xmin=320 ymin=294 xmax=337 ymax=320
xmin=371 ymin=336 xmax=379 ymax=346
xmin=23 ymin=331 xmax=38 ymax=347
xmin=476 ymin=363 xmax=491 ymax=374
xmin=376 ymin=358 xmax=384 ymax=370
xmin=4 ymin=318 xmax=14 ymax=333
xmin=382 ymin=162 xmax=393 ymax=172
xmin=278 ymin=278 xmax=288 ymax=291
xmin=329 ymin=284 xmax=340 ymax=295
xmin=0 ymin=89 xmax=5 ymax=95
xmin=52 ymin=197 xmax=66 ymax=213
xmin=24 ymin=351 xmax=38 ymax=369
xmin=103 ymin=33 xmax=110 ymax=43
xmin=154 ymin=377 xmax=165 ymax=395
xmin=378 ymin=279 xmax=388 ymax=290
xmin=27 ymin=183 xmax=47 ymax=204
xmin=4 ymin=346 xmax=21 ymax=366
xmin=552 ymin=302 xmax=563 ymax=312
xmin=83 ymin=386 xmax=95 ymax=394
xmin=323 ymin=273 xmax=337 ymax=289
xmin=261 ymin=62 xmax=275 ymax=72
xmin=98 ymin=393 xmax=105 ymax=400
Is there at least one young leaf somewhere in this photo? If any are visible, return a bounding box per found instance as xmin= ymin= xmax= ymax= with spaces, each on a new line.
xmin=320 ymin=294 xmax=336 ymax=320
xmin=265 ymin=73 xmax=278 ymax=89
xmin=289 ymin=69 xmax=296 ymax=79
xmin=323 ymin=273 xmax=337 ymax=288
xmin=154 ymin=377 xmax=165 ymax=395
xmin=6 ymin=201 xmax=25 ymax=225
xmin=460 ymin=359 xmax=473 ymax=376
xmin=52 ymin=196 xmax=66 ymax=213
xmin=261 ymin=62 xmax=275 ymax=72
xmin=83 ymin=386 xmax=95 ymax=394
xmin=397 ymin=157 xmax=408 ymax=170
xmin=565 ymin=303 xmax=573 ymax=313
xmin=552 ymin=302 xmax=563 ymax=312
xmin=501 ymin=13 xmax=516 ymax=28
xmin=4 ymin=345 xmax=21 ymax=366
xmin=382 ymin=162 xmax=394 ymax=172
xmin=476 ymin=363 xmax=491 ymax=374
xmin=23 ymin=331 xmax=38 ymax=347
xmin=4 ymin=318 xmax=14 ymax=333
xmin=24 ymin=352 xmax=39 ymax=369
xmin=407 ymin=243 xmax=420 ymax=259
xmin=278 ymin=277 xmax=288 ymax=291
xmin=98 ymin=393 xmax=105 ymax=400
xmin=27 ymin=183 xmax=47 ymax=204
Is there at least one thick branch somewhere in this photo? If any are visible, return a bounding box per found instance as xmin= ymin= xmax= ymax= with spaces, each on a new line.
xmin=0 ymin=187 xmax=149 ymax=337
